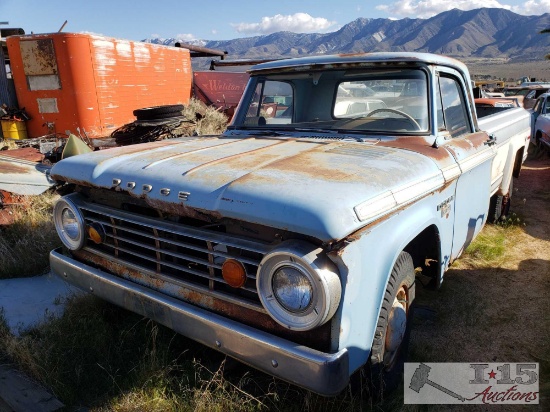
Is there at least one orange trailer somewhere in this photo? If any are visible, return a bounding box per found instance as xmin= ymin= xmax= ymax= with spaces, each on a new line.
xmin=6 ymin=33 xmax=192 ymax=138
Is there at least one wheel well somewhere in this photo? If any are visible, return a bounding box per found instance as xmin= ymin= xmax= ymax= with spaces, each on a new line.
xmin=513 ymin=146 xmax=524 ymax=178
xmin=403 ymin=224 xmax=441 ymax=280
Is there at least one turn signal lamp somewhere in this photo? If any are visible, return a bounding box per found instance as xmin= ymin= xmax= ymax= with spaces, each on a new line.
xmin=222 ymin=259 xmax=247 ymax=288
xmin=87 ymin=222 xmax=106 ymax=244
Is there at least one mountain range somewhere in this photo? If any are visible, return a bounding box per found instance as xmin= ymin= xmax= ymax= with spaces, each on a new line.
xmin=145 ymin=8 xmax=550 ymax=64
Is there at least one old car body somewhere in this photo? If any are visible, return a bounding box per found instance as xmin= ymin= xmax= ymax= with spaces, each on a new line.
xmin=531 ymin=92 xmax=550 ymax=150
xmin=49 ymin=53 xmax=531 ymax=395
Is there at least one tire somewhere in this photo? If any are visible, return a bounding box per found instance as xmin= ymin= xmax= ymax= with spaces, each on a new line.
xmin=133 ymin=105 xmax=185 ymax=120
xmin=488 ymin=177 xmax=513 ymax=223
xmin=367 ymin=251 xmax=415 ymax=396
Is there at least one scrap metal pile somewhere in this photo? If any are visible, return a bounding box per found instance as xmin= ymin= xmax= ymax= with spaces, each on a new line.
xmin=111 ymin=104 xmax=198 ymax=146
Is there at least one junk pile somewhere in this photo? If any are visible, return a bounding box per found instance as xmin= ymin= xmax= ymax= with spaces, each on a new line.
xmin=0 ymin=105 xmax=31 ymax=140
xmin=111 ymin=104 xmax=198 ymax=146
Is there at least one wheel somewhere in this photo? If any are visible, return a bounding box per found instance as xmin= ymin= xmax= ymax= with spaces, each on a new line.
xmin=133 ymin=105 xmax=185 ymax=120
xmin=367 ymin=108 xmax=421 ymax=130
xmin=488 ymin=177 xmax=513 ymax=223
xmin=367 ymin=251 xmax=415 ymax=395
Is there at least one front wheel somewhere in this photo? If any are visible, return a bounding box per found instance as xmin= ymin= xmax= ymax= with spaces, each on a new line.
xmin=367 ymin=251 xmax=415 ymax=395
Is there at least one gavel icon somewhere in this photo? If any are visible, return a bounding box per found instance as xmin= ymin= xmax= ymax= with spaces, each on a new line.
xmin=409 ymin=363 xmax=466 ymax=402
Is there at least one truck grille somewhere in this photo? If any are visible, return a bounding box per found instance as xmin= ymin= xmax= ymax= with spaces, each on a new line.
xmin=73 ymin=197 xmax=272 ymax=311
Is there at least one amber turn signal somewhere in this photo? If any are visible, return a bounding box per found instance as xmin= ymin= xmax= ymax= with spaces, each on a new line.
xmin=222 ymin=259 xmax=247 ymax=288
xmin=87 ymin=222 xmax=105 ymax=244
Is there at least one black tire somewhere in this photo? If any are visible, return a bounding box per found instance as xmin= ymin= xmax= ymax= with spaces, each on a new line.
xmin=367 ymin=251 xmax=415 ymax=396
xmin=488 ymin=177 xmax=513 ymax=223
xmin=133 ymin=105 xmax=185 ymax=120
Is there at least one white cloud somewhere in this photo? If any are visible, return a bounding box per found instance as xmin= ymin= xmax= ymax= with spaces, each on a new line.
xmin=513 ymin=0 xmax=550 ymax=14
xmin=232 ymin=13 xmax=337 ymax=35
xmin=375 ymin=1 xmax=518 ymax=19
xmin=175 ymin=33 xmax=197 ymax=41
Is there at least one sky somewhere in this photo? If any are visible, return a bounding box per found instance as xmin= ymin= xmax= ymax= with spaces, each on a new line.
xmin=2 ymin=0 xmax=550 ymax=42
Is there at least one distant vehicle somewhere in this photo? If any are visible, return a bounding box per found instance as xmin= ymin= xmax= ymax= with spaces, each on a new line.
xmin=334 ymin=99 xmax=387 ymax=117
xmin=474 ymin=97 xmax=521 ymax=108
xmin=504 ymin=86 xmax=550 ymax=109
xmin=531 ymin=92 xmax=550 ymax=151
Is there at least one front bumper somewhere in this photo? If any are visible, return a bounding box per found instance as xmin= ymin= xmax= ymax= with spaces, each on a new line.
xmin=50 ymin=248 xmax=349 ymax=396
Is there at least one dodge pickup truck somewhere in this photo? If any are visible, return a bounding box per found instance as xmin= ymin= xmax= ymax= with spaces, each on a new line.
xmin=49 ymin=53 xmax=531 ymax=396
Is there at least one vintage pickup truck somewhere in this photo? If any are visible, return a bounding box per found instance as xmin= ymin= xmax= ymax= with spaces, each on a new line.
xmin=49 ymin=53 xmax=531 ymax=396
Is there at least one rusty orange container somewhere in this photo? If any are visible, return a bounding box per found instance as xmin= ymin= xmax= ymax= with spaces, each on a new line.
xmin=6 ymin=33 xmax=192 ymax=138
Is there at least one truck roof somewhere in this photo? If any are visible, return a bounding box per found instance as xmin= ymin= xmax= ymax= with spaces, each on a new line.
xmin=249 ymin=52 xmax=470 ymax=77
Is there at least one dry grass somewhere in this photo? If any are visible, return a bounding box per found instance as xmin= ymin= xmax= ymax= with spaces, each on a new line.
xmin=183 ymin=98 xmax=229 ymax=136
xmin=0 ymin=139 xmax=19 ymax=150
xmin=0 ymin=191 xmax=61 ymax=279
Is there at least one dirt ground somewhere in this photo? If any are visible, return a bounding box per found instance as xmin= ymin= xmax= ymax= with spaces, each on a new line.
xmin=408 ymin=152 xmax=550 ymax=409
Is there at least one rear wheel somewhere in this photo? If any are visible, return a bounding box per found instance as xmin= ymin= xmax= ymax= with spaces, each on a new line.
xmin=367 ymin=251 xmax=415 ymax=396
xmin=488 ymin=177 xmax=513 ymax=223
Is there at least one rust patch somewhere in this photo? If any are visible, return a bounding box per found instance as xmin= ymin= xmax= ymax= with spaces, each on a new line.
xmin=146 ymin=198 xmax=223 ymax=222
xmin=20 ymin=38 xmax=58 ymax=75
xmin=0 ymin=148 xmax=45 ymax=163
xmin=378 ymin=136 xmax=455 ymax=164
xmin=467 ymin=132 xmax=490 ymax=149
xmin=448 ymin=138 xmax=474 ymax=150
xmin=0 ymin=162 xmax=29 ymax=175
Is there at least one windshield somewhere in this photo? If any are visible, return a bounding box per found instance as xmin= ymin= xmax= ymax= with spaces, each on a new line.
xmin=235 ymin=68 xmax=430 ymax=134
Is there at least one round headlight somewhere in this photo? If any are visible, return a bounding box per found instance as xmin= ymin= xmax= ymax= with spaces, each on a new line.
xmin=257 ymin=240 xmax=341 ymax=331
xmin=272 ymin=266 xmax=312 ymax=312
xmin=61 ymin=208 xmax=80 ymax=240
xmin=53 ymin=195 xmax=85 ymax=250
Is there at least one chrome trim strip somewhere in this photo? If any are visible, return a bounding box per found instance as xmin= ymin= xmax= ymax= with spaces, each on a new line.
xmin=50 ymin=248 xmax=349 ymax=396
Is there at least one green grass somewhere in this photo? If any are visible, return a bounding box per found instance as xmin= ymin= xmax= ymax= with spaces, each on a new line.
xmin=453 ymin=217 xmax=524 ymax=269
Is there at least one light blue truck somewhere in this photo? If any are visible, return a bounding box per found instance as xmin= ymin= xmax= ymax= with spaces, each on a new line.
xmin=49 ymin=53 xmax=531 ymax=395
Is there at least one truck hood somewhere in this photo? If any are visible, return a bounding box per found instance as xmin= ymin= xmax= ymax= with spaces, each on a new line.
xmin=51 ymin=136 xmax=445 ymax=241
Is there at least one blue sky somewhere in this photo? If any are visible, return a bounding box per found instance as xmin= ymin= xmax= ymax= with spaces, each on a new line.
xmin=1 ymin=0 xmax=548 ymax=42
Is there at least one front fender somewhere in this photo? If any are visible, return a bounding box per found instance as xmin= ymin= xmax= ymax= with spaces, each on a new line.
xmin=328 ymin=182 xmax=456 ymax=375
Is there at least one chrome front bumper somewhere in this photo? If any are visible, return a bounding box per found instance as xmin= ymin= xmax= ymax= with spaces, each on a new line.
xmin=50 ymin=248 xmax=349 ymax=396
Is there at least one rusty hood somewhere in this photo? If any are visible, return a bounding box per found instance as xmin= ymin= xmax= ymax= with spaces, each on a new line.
xmin=51 ymin=135 xmax=445 ymax=241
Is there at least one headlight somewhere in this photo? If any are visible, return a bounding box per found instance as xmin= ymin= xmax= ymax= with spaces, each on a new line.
xmin=257 ymin=240 xmax=341 ymax=331
xmin=53 ymin=195 xmax=85 ymax=250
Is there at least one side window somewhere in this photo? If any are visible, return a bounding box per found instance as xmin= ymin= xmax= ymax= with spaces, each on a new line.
xmin=244 ymin=80 xmax=293 ymax=125
xmin=437 ymin=75 xmax=471 ymax=138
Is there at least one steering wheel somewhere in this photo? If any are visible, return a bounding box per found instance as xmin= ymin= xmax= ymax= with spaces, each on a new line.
xmin=367 ymin=108 xmax=421 ymax=130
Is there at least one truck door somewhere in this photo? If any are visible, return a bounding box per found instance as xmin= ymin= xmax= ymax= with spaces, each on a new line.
xmin=531 ymin=95 xmax=545 ymax=137
xmin=435 ymin=69 xmax=495 ymax=261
